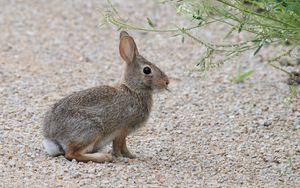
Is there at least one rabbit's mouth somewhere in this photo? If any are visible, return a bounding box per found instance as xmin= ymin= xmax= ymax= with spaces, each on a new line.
xmin=165 ymin=88 xmax=171 ymax=92
xmin=152 ymin=76 xmax=169 ymax=92
xmin=153 ymin=86 xmax=170 ymax=93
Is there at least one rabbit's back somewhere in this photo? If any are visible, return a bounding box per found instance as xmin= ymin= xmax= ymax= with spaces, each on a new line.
xmin=43 ymin=85 xmax=152 ymax=143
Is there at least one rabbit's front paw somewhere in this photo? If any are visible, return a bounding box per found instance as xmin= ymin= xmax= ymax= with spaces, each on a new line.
xmin=112 ymin=150 xmax=122 ymax=158
xmin=122 ymin=151 xmax=136 ymax=159
xmin=112 ymin=149 xmax=136 ymax=159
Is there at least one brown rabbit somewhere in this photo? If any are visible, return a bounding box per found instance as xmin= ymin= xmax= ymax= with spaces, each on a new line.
xmin=42 ymin=31 xmax=169 ymax=163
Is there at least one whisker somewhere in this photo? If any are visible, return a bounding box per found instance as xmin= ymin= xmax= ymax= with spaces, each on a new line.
xmin=165 ymin=88 xmax=171 ymax=92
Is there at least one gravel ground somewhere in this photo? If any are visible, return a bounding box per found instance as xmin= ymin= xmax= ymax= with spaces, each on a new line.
xmin=1 ymin=0 xmax=299 ymax=187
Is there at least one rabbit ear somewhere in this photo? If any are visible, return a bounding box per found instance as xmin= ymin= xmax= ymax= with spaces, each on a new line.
xmin=119 ymin=31 xmax=139 ymax=64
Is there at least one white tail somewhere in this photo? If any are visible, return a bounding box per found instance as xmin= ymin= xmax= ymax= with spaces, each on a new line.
xmin=43 ymin=138 xmax=64 ymax=156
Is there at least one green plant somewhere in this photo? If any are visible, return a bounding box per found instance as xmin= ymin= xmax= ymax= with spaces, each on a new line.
xmin=230 ymin=66 xmax=254 ymax=83
xmin=288 ymin=157 xmax=295 ymax=170
xmin=284 ymin=85 xmax=299 ymax=103
xmin=101 ymin=0 xmax=300 ymax=82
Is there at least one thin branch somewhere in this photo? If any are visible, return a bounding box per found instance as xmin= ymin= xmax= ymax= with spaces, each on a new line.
xmin=266 ymin=46 xmax=296 ymax=76
xmin=216 ymin=0 xmax=299 ymax=28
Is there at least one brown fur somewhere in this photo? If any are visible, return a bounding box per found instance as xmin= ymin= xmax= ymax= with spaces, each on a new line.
xmin=42 ymin=31 xmax=169 ymax=163
xmin=112 ymin=128 xmax=136 ymax=158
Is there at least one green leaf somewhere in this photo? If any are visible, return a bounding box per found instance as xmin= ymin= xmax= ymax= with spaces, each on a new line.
xmin=230 ymin=68 xmax=255 ymax=83
xmin=238 ymin=22 xmax=244 ymax=33
xmin=240 ymin=69 xmax=255 ymax=80
xmin=251 ymin=39 xmax=262 ymax=43
xmin=147 ymin=17 xmax=156 ymax=28
xmin=253 ymin=43 xmax=263 ymax=56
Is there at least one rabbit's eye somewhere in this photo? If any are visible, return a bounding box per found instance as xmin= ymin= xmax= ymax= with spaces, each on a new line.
xmin=143 ymin=66 xmax=151 ymax=75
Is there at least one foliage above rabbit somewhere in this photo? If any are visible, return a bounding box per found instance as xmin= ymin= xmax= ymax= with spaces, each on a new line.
xmin=42 ymin=31 xmax=169 ymax=163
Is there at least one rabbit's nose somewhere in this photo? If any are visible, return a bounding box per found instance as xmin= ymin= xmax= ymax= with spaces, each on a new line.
xmin=165 ymin=78 xmax=169 ymax=86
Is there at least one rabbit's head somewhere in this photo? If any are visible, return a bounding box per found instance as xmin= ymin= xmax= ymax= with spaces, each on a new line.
xmin=119 ymin=31 xmax=169 ymax=92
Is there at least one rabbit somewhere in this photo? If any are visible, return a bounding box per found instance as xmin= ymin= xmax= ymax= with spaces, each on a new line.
xmin=42 ymin=31 xmax=169 ymax=163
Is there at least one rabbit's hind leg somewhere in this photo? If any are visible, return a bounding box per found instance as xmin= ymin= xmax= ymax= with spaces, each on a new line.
xmin=65 ymin=137 xmax=113 ymax=163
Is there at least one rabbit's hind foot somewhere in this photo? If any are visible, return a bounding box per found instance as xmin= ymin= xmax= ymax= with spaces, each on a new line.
xmin=65 ymin=152 xmax=113 ymax=163
xmin=65 ymin=141 xmax=113 ymax=163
